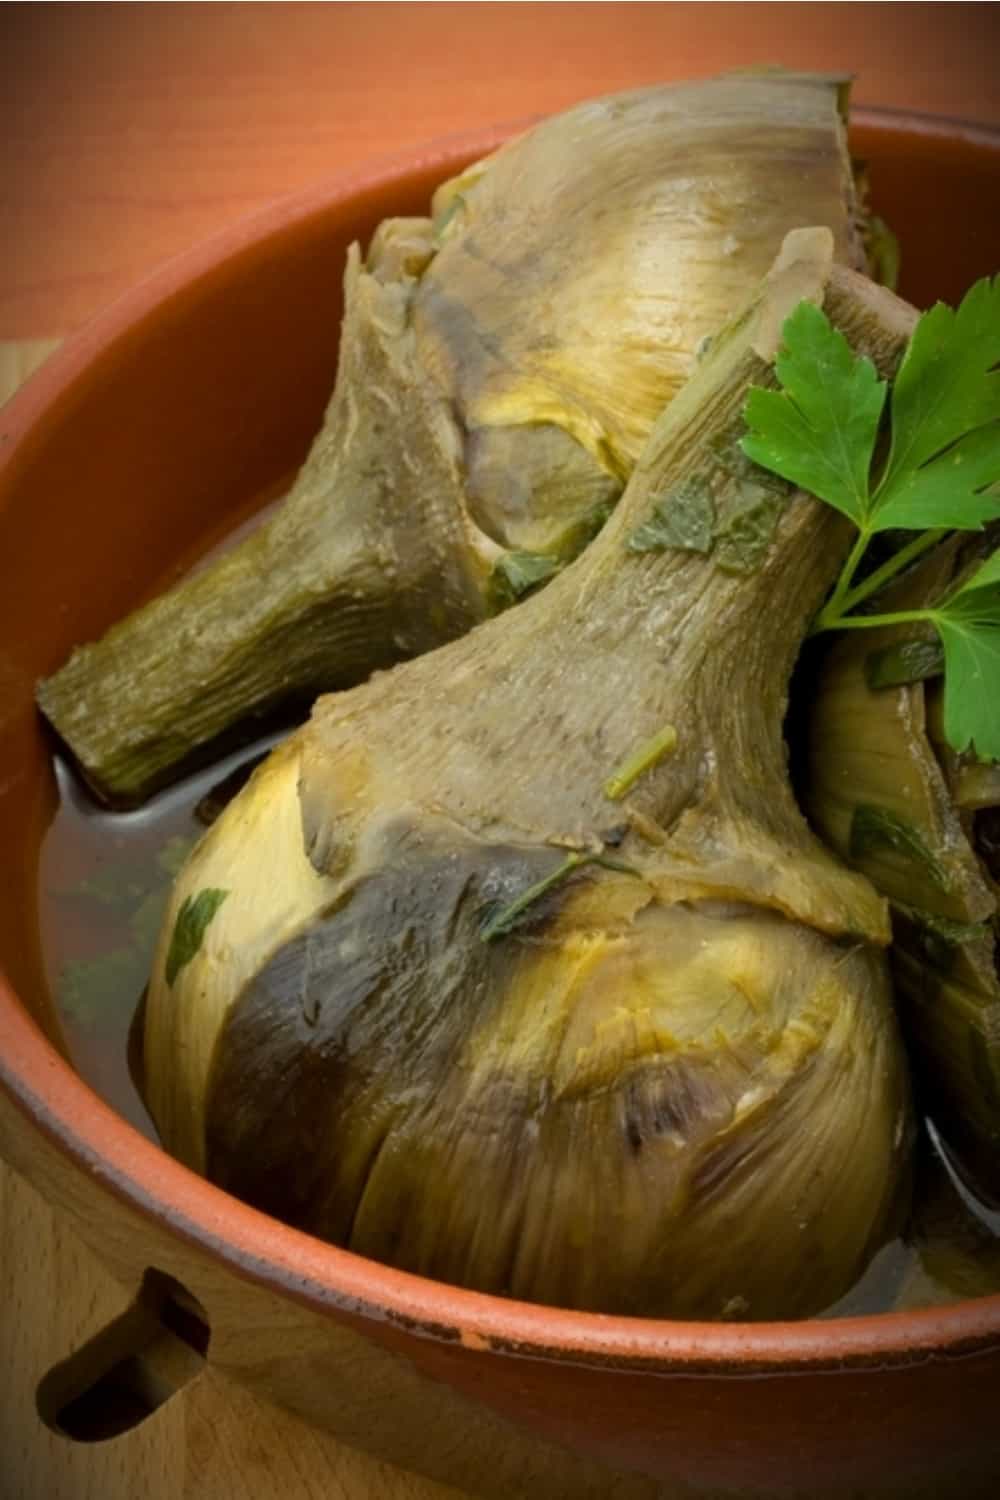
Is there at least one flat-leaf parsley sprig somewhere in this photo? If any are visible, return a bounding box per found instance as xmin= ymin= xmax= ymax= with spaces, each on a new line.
xmin=741 ymin=277 xmax=1000 ymax=761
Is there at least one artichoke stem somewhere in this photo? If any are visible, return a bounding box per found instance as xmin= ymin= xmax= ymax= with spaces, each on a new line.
xmin=36 ymin=474 xmax=479 ymax=807
xmin=36 ymin=249 xmax=488 ymax=806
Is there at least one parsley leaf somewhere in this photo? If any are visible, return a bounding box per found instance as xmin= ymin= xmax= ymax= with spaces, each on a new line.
xmin=741 ymin=277 xmax=1000 ymax=761
xmin=933 ymin=553 xmax=1000 ymax=760
xmin=165 ymin=887 xmax=229 ymax=987
xmin=745 ymin=282 xmax=1000 ymax=538
xmin=742 ymin=299 xmax=887 ymax=527
xmin=956 ymin=550 xmax=1000 ymax=594
xmin=873 ymin=413 xmax=1000 ymax=532
xmin=935 ymin=615 xmax=1000 ymax=761
xmin=879 ymin=278 xmax=1000 ymax=491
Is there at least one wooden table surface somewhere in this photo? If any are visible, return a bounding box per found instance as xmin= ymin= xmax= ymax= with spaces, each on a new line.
xmin=2 ymin=5 xmax=999 ymax=1497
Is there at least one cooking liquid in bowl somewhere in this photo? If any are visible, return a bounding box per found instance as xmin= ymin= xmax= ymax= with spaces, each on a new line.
xmin=37 ymin=729 xmax=1000 ymax=1321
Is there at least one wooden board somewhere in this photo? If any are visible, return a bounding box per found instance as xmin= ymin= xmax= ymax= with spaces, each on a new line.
xmin=0 ymin=341 xmax=468 ymax=1500
xmin=0 ymin=1163 xmax=471 ymax=1500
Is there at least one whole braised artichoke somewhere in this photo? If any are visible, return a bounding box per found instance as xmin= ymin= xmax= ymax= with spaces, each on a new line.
xmin=140 ymin=236 xmax=913 ymax=1320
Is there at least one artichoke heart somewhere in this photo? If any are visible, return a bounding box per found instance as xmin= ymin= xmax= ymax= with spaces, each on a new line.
xmin=38 ymin=71 xmax=864 ymax=806
xmin=142 ymin=236 xmax=912 ymax=1320
xmin=805 ymin=535 xmax=1000 ymax=1201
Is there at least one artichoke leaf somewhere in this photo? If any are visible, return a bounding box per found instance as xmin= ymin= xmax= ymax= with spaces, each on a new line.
xmin=924 ymin=678 xmax=1000 ymax=812
xmin=806 ymin=544 xmax=996 ymax=924
xmin=806 ymin=533 xmax=1000 ymax=1197
xmin=891 ymin=913 xmax=1000 ymax=1203
xmin=419 ymin=72 xmax=864 ymax=481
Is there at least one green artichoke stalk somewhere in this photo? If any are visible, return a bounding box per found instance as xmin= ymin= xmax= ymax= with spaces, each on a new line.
xmin=140 ymin=234 xmax=913 ymax=1321
xmin=805 ymin=534 xmax=1000 ymax=1202
xmin=37 ymin=71 xmax=864 ymax=807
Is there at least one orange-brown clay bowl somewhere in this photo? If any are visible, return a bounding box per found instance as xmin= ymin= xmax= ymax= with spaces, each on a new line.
xmin=2 ymin=111 xmax=1000 ymax=1500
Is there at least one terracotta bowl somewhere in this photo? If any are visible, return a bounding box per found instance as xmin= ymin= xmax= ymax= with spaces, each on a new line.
xmin=2 ymin=111 xmax=1000 ymax=1500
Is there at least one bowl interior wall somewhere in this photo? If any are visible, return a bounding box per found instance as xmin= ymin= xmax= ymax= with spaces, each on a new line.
xmin=1 ymin=115 xmax=1000 ymax=1500
xmin=0 ymin=112 xmax=998 ymax=1132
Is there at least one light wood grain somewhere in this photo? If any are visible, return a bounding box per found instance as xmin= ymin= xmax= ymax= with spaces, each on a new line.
xmin=0 ymin=1066 xmax=667 ymax=1500
xmin=0 ymin=340 xmax=471 ymax=1500
xmin=0 ymin=1161 xmax=471 ymax=1500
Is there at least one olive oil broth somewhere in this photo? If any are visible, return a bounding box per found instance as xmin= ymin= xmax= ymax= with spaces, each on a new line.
xmin=35 ymin=473 xmax=292 ymax=1137
xmin=38 ymin=737 xmax=1000 ymax=1318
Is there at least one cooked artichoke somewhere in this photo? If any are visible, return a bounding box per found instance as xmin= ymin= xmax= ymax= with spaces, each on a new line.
xmin=140 ymin=236 xmax=914 ymax=1320
xmin=38 ymin=72 xmax=865 ymax=806
xmin=805 ymin=535 xmax=1000 ymax=1201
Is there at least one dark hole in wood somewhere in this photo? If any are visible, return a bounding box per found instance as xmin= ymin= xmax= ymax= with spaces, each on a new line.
xmin=35 ymin=1267 xmax=210 ymax=1443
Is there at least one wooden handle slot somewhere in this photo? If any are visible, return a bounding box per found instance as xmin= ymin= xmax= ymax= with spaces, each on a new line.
xmin=35 ymin=1268 xmax=209 ymax=1443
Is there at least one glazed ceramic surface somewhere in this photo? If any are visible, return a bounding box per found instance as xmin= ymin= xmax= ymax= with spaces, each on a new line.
xmin=2 ymin=114 xmax=1000 ymax=1499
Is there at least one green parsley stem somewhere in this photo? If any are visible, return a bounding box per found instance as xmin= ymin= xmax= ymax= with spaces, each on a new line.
xmin=814 ymin=607 xmax=935 ymax=634
xmin=812 ymin=527 xmax=872 ymax=633
xmin=480 ymin=852 xmax=592 ymax=942
xmin=480 ymin=850 xmax=638 ymax=942
xmin=835 ymin=528 xmax=949 ymax=619
xmin=604 ymin=723 xmax=678 ymax=800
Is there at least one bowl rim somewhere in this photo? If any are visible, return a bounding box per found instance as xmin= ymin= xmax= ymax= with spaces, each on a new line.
xmin=2 ymin=105 xmax=1000 ymax=1376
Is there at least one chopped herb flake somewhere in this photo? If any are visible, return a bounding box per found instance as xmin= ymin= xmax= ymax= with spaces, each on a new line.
xmin=165 ymin=888 xmax=229 ymax=987
xmin=849 ymin=805 xmax=951 ymax=891
xmin=480 ymin=850 xmax=637 ymax=943
xmin=488 ymin=550 xmax=561 ymax=612
xmin=865 ymin=636 xmax=945 ymax=690
xmin=710 ymin=426 xmax=791 ymax=492
xmin=628 ymin=476 xmax=715 ymax=555
xmin=713 ymin=487 xmax=785 ymax=574
xmin=604 ymin=724 xmax=678 ymax=800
